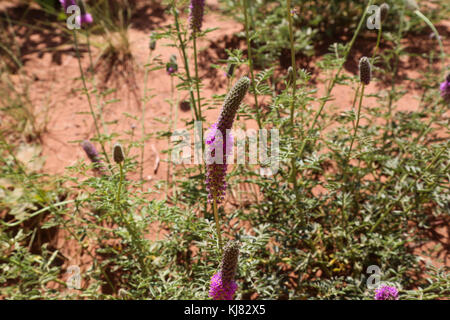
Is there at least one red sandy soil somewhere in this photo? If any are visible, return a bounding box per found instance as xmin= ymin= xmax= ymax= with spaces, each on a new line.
xmin=1 ymin=0 xmax=448 ymax=294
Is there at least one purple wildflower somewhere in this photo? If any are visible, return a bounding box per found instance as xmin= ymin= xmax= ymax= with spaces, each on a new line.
xmin=81 ymin=140 xmax=100 ymax=163
xmin=205 ymin=77 xmax=250 ymax=203
xmin=209 ymin=241 xmax=240 ymax=300
xmin=189 ymin=0 xmax=205 ymax=33
xmin=205 ymin=123 xmax=234 ymax=203
xmin=209 ymin=272 xmax=238 ymax=300
xmin=374 ymin=285 xmax=399 ymax=300
xmin=81 ymin=140 xmax=105 ymax=174
xmin=440 ymin=74 xmax=450 ymax=102
xmin=166 ymin=67 xmax=176 ymax=75
xmin=166 ymin=55 xmax=178 ymax=75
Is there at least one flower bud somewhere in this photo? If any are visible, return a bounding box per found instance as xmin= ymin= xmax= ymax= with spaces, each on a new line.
xmin=149 ymin=32 xmax=157 ymax=51
xmin=405 ymin=0 xmax=419 ymax=11
xmin=359 ymin=56 xmax=372 ymax=85
xmin=220 ymin=241 xmax=240 ymax=283
xmin=113 ymin=143 xmax=125 ymax=164
xmin=226 ymin=63 xmax=236 ymax=78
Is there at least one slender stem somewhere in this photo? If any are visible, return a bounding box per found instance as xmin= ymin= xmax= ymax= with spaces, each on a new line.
xmin=213 ymin=198 xmax=223 ymax=252
xmin=166 ymin=76 xmax=175 ymax=198
xmin=73 ymin=31 xmax=111 ymax=165
xmin=242 ymin=0 xmax=261 ymax=129
xmin=116 ymin=163 xmax=124 ymax=207
xmin=84 ymin=30 xmax=109 ymax=138
xmin=85 ymin=30 xmax=94 ymax=75
xmin=287 ymin=0 xmax=297 ymax=128
xmin=286 ymin=0 xmax=299 ymax=193
xmin=141 ymin=53 xmax=153 ymax=184
xmin=193 ymin=34 xmax=203 ymax=121
xmin=192 ymin=33 xmax=205 ymax=173
xmin=173 ymin=6 xmax=199 ymax=121
xmin=115 ymin=162 xmax=149 ymax=277
xmin=295 ymin=0 xmax=374 ymax=167
xmin=371 ymin=24 xmax=382 ymax=62
xmin=347 ymin=84 xmax=365 ymax=160
xmin=386 ymin=3 xmax=405 ymax=135
xmin=414 ymin=10 xmax=446 ymax=76
xmin=350 ymin=85 xmax=360 ymax=130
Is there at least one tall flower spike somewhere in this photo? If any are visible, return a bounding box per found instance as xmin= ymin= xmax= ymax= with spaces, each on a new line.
xmin=209 ymin=241 xmax=240 ymax=300
xmin=359 ymin=56 xmax=372 ymax=85
xmin=189 ymin=0 xmax=205 ymax=33
xmin=205 ymin=77 xmax=250 ymax=203
xmin=220 ymin=241 xmax=240 ymax=283
xmin=216 ymin=76 xmax=251 ymax=133
xmin=113 ymin=143 xmax=125 ymax=164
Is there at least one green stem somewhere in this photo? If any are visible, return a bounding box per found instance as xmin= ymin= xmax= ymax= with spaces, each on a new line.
xmin=172 ymin=6 xmax=199 ymax=121
xmin=213 ymin=198 xmax=223 ymax=252
xmin=287 ymin=0 xmax=299 ymax=193
xmin=141 ymin=53 xmax=153 ymax=184
xmin=347 ymin=84 xmax=365 ymax=160
xmin=386 ymin=3 xmax=405 ymax=135
xmin=116 ymin=163 xmax=124 ymax=207
xmin=414 ymin=10 xmax=446 ymax=76
xmin=242 ymin=0 xmax=261 ymax=129
xmin=295 ymin=0 xmax=374 ymax=170
xmin=115 ymin=162 xmax=149 ymax=277
xmin=192 ymin=33 xmax=205 ymax=177
xmin=73 ymin=31 xmax=111 ymax=165
xmin=193 ymin=34 xmax=203 ymax=121
xmin=371 ymin=24 xmax=382 ymax=62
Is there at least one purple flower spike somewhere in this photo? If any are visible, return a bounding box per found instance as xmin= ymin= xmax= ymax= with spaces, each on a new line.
xmin=374 ymin=285 xmax=399 ymax=300
xmin=205 ymin=77 xmax=250 ymax=203
xmin=189 ymin=0 xmax=205 ymax=33
xmin=205 ymin=123 xmax=234 ymax=203
xmin=209 ymin=241 xmax=240 ymax=300
xmin=209 ymin=272 xmax=238 ymax=300
xmin=81 ymin=140 xmax=105 ymax=174
xmin=440 ymin=74 xmax=450 ymax=102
